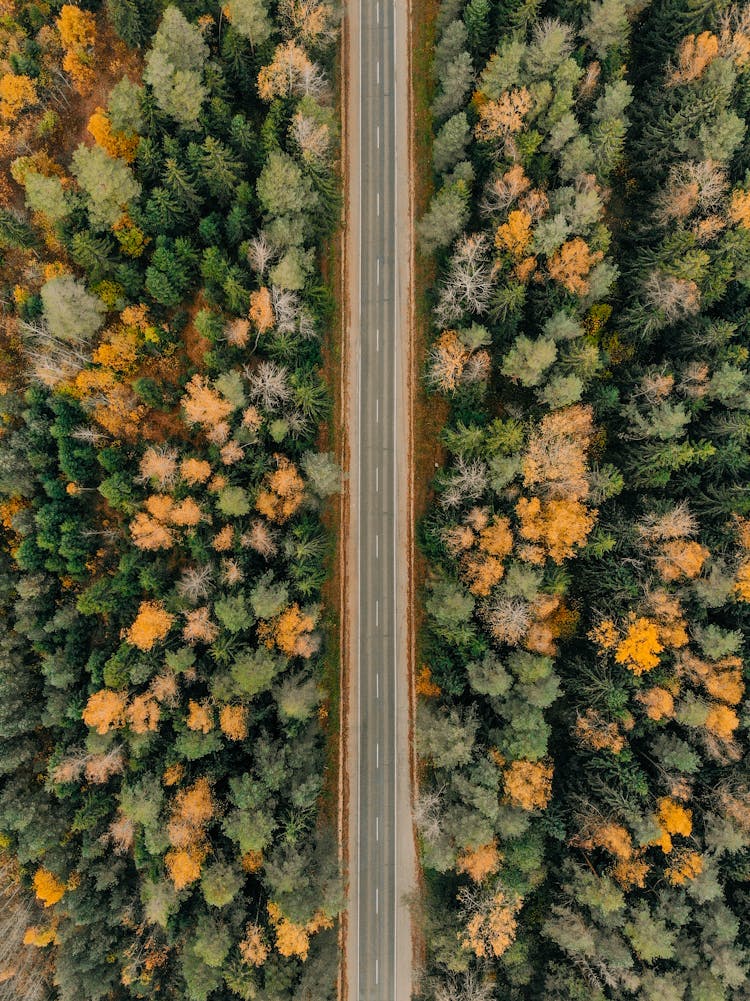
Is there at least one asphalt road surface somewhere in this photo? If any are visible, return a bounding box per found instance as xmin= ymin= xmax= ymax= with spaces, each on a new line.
xmin=347 ymin=0 xmax=412 ymax=997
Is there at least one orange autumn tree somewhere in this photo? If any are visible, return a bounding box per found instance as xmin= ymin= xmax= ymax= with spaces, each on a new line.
xmin=186 ymin=700 xmax=214 ymax=733
xmin=666 ymin=848 xmax=703 ymax=885
xmin=474 ymin=87 xmax=532 ymax=141
xmin=259 ymin=603 xmax=316 ymax=658
xmin=615 ymin=615 xmax=664 ymax=675
xmin=428 ymin=329 xmax=470 ymax=392
xmin=669 ymin=30 xmax=719 ymax=85
xmin=266 ymin=902 xmax=334 ymax=961
xmin=126 ymin=694 xmax=160 ymax=735
xmin=165 ymin=779 xmax=214 ymax=890
xmin=415 ymin=665 xmax=441 ymax=698
xmin=267 ymin=903 xmax=311 ymax=960
xmin=547 ymin=238 xmax=603 ymax=295
xmin=181 ymin=457 xmax=212 ymax=485
xmin=33 ymin=869 xmax=66 ymax=908
xmin=219 ymin=704 xmax=248 ymax=741
xmin=255 ymin=455 xmax=305 ymax=523
xmin=495 ymin=209 xmax=533 ymax=258
xmin=653 ymin=796 xmax=692 ymax=854
xmin=88 ymin=108 xmax=139 ymax=163
xmin=516 ymin=496 xmax=596 ymax=564
xmin=502 ymin=759 xmax=553 ymax=811
xmin=0 ymin=74 xmax=37 ymax=121
xmin=257 ymin=41 xmax=318 ymax=102
xmin=679 ymin=650 xmax=744 ymax=706
xmin=71 ymin=366 xmax=147 ymax=440
xmin=57 ymin=4 xmax=97 ymax=94
xmin=729 ymin=188 xmax=750 ymax=228
xmin=123 ymin=601 xmax=174 ymax=651
xmin=182 ymin=374 xmax=234 ymax=429
xmin=249 ymin=286 xmax=275 ymax=333
xmin=574 ymin=818 xmax=636 ymax=864
xmin=514 ymin=404 xmax=598 ymax=562
xmin=459 ymin=885 xmax=521 ymax=959
xmin=456 ymin=841 xmax=502 ymax=883
xmin=82 ymin=689 xmax=128 ymax=735
xmin=522 ymin=404 xmax=595 ymax=501
xmin=705 ymin=702 xmax=740 ymax=740
xmin=130 ymin=508 xmax=174 ymax=551
xmin=655 ymin=539 xmax=709 ymax=581
xmin=460 ymin=513 xmax=514 ymax=597
xmin=575 ymin=707 xmax=626 ymax=754
xmin=636 ymin=686 xmax=675 ymax=721
xmin=239 ymin=923 xmax=269 ymax=967
xmin=612 ymin=854 xmax=650 ymax=890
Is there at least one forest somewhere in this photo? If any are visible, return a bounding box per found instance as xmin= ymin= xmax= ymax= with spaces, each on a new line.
xmin=0 ymin=2 xmax=342 ymax=1000
xmin=416 ymin=0 xmax=750 ymax=998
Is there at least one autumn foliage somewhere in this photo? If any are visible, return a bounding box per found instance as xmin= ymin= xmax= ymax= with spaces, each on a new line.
xmin=123 ymin=600 xmax=174 ymax=651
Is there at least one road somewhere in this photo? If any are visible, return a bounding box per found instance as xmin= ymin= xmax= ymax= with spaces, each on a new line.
xmin=346 ymin=0 xmax=413 ymax=997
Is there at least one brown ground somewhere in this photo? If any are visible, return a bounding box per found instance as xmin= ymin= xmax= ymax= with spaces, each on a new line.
xmin=323 ymin=18 xmax=351 ymax=1000
xmin=408 ymin=0 xmax=445 ymax=983
xmin=40 ymin=14 xmax=142 ymax=170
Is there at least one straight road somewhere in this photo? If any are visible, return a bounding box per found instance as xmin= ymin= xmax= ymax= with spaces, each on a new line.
xmin=346 ymin=0 xmax=413 ymax=998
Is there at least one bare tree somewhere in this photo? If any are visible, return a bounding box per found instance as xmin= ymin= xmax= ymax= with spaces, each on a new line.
xmin=0 ymin=858 xmax=52 ymax=1001
xmin=642 ymin=271 xmax=700 ymax=330
xmin=246 ymin=360 xmax=292 ymax=412
xmin=435 ymin=234 xmax=497 ymax=326
xmin=72 ymin=425 xmax=111 ymax=445
xmin=656 ymin=159 xmax=727 ymax=223
xmin=22 ymin=319 xmax=93 ymax=386
xmin=271 ymin=286 xmax=300 ymax=334
xmin=431 ymin=971 xmax=494 ymax=1001
xmin=177 ymin=564 xmax=214 ymax=604
xmin=298 ymin=58 xmax=328 ymax=99
xmin=638 ymin=502 xmax=697 ymax=540
xmin=103 ymin=814 xmax=135 ymax=855
xmin=290 ymin=110 xmax=331 ymax=163
xmin=441 ymin=456 xmax=489 ymax=509
xmin=462 ymin=350 xmax=491 ymax=386
xmin=485 ymin=596 xmax=532 ymax=646
xmin=247 ymin=233 xmax=276 ymax=276
xmin=297 ymin=306 xmax=318 ymax=341
xmin=414 ymin=785 xmax=446 ymax=846
xmin=85 ymin=745 xmax=126 ymax=784
xmin=242 ymin=520 xmax=278 ymax=557
xmin=286 ymin=408 xmax=310 ymax=438
xmin=480 ymin=167 xmax=530 ymax=217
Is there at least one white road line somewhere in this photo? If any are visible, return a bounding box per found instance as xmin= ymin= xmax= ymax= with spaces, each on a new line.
xmin=375 ymin=600 xmax=379 ymax=626
xmin=376 ymin=672 xmax=379 ymax=698
xmin=376 ymin=888 xmax=379 ymax=914
xmin=376 ymin=742 xmax=379 ymax=768
xmin=354 ymin=0 xmax=363 ymax=993
xmin=376 ymin=258 xmax=380 ymax=285
xmin=392 ymin=1 xmax=400 ymax=994
xmin=376 ymin=124 xmax=380 ymax=149
xmin=376 ymin=532 xmax=379 ymax=556
xmin=375 ymin=959 xmax=379 ymax=986
xmin=377 ymin=191 xmax=380 ymax=216
xmin=377 ymin=60 xmax=380 ymax=84
xmin=376 ymin=398 xmax=379 ymax=423
xmin=376 ymin=816 xmax=379 ymax=841
xmin=376 ymin=0 xmax=379 ymax=22
xmin=375 ymin=466 xmax=379 ymax=492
